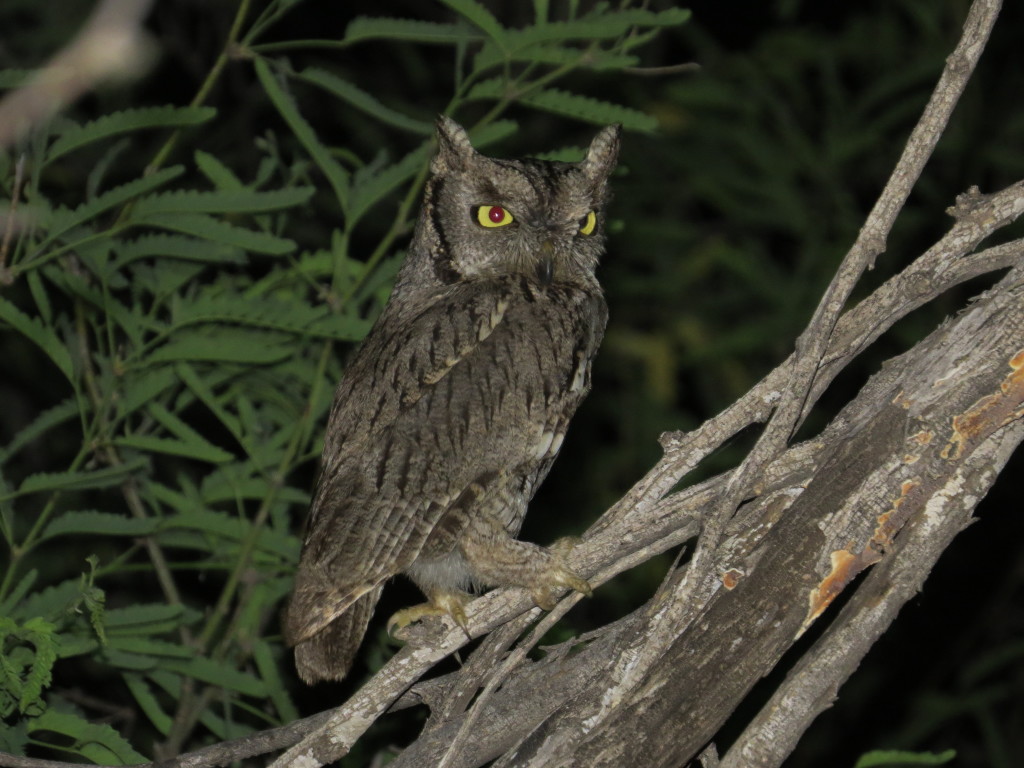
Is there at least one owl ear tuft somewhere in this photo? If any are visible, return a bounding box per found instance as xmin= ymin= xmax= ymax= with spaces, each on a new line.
xmin=580 ymin=123 xmax=621 ymax=183
xmin=433 ymin=116 xmax=476 ymax=174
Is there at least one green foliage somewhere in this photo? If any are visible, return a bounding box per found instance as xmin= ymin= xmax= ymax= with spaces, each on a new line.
xmin=0 ymin=0 xmax=684 ymax=761
xmin=854 ymin=749 xmax=957 ymax=767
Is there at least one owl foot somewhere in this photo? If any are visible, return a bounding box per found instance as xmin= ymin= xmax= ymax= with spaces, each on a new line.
xmin=531 ymin=537 xmax=592 ymax=611
xmin=387 ymin=589 xmax=471 ymax=640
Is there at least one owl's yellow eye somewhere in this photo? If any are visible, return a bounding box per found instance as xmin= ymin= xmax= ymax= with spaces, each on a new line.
xmin=578 ymin=211 xmax=597 ymax=236
xmin=476 ymin=205 xmax=514 ymax=228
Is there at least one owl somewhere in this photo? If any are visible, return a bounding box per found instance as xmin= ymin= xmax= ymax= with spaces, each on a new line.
xmin=284 ymin=116 xmax=620 ymax=684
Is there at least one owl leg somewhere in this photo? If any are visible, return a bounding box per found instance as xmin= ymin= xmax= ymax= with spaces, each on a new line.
xmin=387 ymin=587 xmax=471 ymax=638
xmin=460 ymin=514 xmax=592 ymax=611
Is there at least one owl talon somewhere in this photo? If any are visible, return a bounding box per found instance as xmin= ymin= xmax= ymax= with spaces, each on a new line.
xmin=387 ymin=590 xmax=470 ymax=639
xmin=531 ymin=563 xmax=592 ymax=611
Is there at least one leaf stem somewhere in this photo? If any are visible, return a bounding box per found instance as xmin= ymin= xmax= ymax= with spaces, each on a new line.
xmin=146 ymin=0 xmax=254 ymax=176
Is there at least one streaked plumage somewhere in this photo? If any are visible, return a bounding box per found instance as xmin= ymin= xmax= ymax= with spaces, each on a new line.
xmin=284 ymin=117 xmax=620 ymax=683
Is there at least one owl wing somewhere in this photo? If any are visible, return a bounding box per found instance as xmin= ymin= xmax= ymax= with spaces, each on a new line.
xmin=286 ymin=279 xmax=606 ymax=646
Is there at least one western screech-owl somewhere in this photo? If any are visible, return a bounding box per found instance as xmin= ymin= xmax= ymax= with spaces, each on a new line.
xmin=284 ymin=117 xmax=620 ymax=684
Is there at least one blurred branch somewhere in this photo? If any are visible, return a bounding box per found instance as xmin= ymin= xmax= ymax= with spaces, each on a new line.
xmin=0 ymin=0 xmax=155 ymax=150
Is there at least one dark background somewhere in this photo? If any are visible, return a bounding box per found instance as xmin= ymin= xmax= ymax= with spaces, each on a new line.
xmin=2 ymin=0 xmax=1022 ymax=765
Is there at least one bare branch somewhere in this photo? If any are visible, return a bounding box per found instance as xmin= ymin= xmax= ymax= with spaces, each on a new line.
xmin=721 ymin=418 xmax=1024 ymax=768
xmin=0 ymin=0 xmax=155 ymax=150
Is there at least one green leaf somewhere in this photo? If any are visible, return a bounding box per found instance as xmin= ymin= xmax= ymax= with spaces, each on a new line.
xmin=0 ymin=398 xmax=79 ymax=464
xmin=194 ymin=150 xmax=245 ymax=190
xmin=162 ymin=509 xmax=298 ymax=560
xmin=0 ymin=570 xmax=38 ymax=618
xmin=143 ymin=327 xmax=294 ymax=365
xmin=118 ymin=367 xmax=179 ymax=421
xmin=174 ymin=362 xmax=243 ymax=443
xmin=160 ymin=656 xmax=267 ymax=697
xmin=40 ymin=511 xmax=158 ymax=542
xmin=503 ymin=7 xmax=690 ymax=47
xmin=474 ymin=43 xmax=639 ymax=72
xmin=15 ymin=460 xmax=147 ymax=497
xmin=0 ymin=719 xmax=28 ymax=754
xmin=200 ymin=471 xmax=308 ymax=507
xmin=116 ymin=434 xmax=234 ymax=464
xmin=343 ymin=17 xmax=483 ymax=45
xmin=19 ymin=617 xmax=58 ymax=713
xmin=854 ymin=749 xmax=957 ymax=767
xmin=131 ymin=186 xmax=314 ymax=217
xmin=104 ymin=603 xmax=187 ymax=633
xmin=107 ymin=636 xmax=195 ymax=659
xmin=26 ymin=268 xmax=53 ymax=325
xmin=349 ymin=141 xmax=433 ymax=223
xmin=254 ymin=57 xmax=350 ymax=210
xmin=131 ymin=211 xmax=298 ymax=255
xmin=114 ymin=233 xmax=247 ymax=267
xmin=46 ymin=106 xmax=216 ymax=165
xmin=253 ymin=640 xmax=299 ymax=722
xmin=171 ymin=289 xmax=369 ymax=340
xmin=39 ymin=166 xmax=185 ymax=249
xmin=439 ymin=0 xmax=507 ymax=49
xmin=8 ymin=579 xmax=81 ymax=624
xmin=149 ymin=401 xmax=235 ymax=460
xmin=0 ymin=297 xmax=74 ymax=383
xmin=298 ymin=68 xmax=433 ymax=134
xmin=124 ymin=673 xmax=173 ymax=735
xmin=102 ymin=648 xmax=158 ymax=671
xmin=28 ymin=710 xmax=148 ymax=764
xmin=468 ymin=80 xmax=657 ymax=130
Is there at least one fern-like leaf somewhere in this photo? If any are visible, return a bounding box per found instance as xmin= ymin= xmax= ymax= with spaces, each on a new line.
xmin=439 ymin=0 xmax=507 ymax=50
xmin=130 ymin=186 xmax=314 ymax=217
xmin=27 ymin=710 xmax=149 ymax=764
xmin=114 ymin=233 xmax=247 ymax=267
xmin=468 ymin=80 xmax=657 ymax=130
xmin=40 ymin=511 xmax=158 ymax=542
xmin=193 ymin=150 xmax=245 ymax=190
xmin=124 ymin=673 xmax=173 ymax=735
xmin=854 ymin=749 xmax=957 ymax=767
xmin=348 ymin=141 xmax=433 ymax=223
xmin=14 ymin=461 xmax=146 ymax=498
xmin=159 ymin=656 xmax=267 ymax=697
xmin=142 ymin=327 xmax=294 ymax=366
xmin=37 ymin=165 xmax=185 ymax=251
xmin=343 ymin=17 xmax=483 ymax=45
xmin=254 ymin=57 xmax=350 ymax=211
xmin=474 ymin=43 xmax=639 ymax=72
xmin=252 ymin=639 xmax=300 ymax=722
xmin=504 ymin=7 xmax=690 ymax=47
xmin=19 ymin=617 xmax=58 ymax=714
xmin=298 ymin=68 xmax=433 ymax=135
xmin=170 ymin=292 xmax=369 ymax=340
xmin=46 ymin=106 xmax=216 ymax=166
xmin=115 ymin=434 xmax=234 ymax=464
xmin=0 ymin=298 xmax=74 ymax=383
xmin=103 ymin=604 xmax=188 ymax=635
xmin=0 ymin=398 xmax=79 ymax=464
xmin=131 ymin=212 xmax=298 ymax=255
xmin=162 ymin=509 xmax=298 ymax=560
xmin=0 ymin=571 xmax=38 ymax=618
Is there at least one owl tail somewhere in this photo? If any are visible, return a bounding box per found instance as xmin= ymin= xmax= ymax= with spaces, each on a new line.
xmin=292 ymin=584 xmax=383 ymax=684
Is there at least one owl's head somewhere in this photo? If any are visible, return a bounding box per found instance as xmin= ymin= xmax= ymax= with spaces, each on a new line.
xmin=401 ymin=117 xmax=620 ymax=292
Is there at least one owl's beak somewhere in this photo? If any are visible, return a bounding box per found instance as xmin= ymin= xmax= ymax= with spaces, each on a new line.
xmin=537 ymin=239 xmax=555 ymax=286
